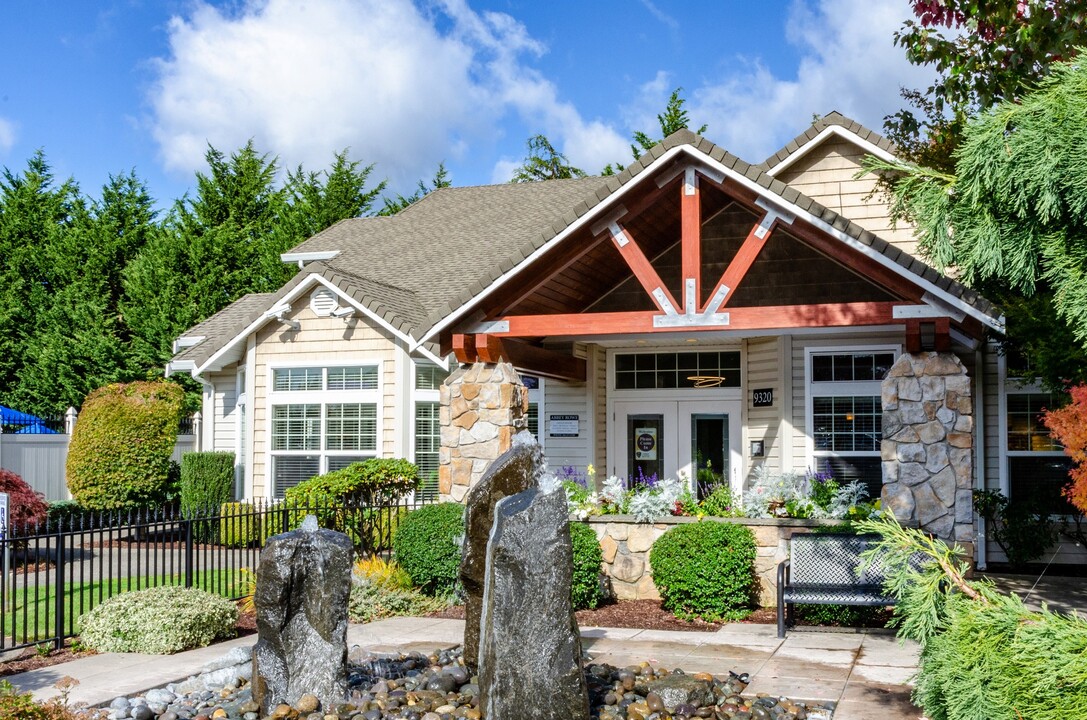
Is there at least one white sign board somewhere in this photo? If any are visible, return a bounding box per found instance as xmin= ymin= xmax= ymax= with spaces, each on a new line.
xmin=634 ymin=427 xmax=658 ymax=461
xmin=0 ymin=492 xmax=8 ymax=542
xmin=549 ymin=414 xmax=580 ymax=437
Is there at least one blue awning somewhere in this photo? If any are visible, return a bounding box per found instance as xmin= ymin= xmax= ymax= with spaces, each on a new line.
xmin=0 ymin=406 xmax=58 ymax=433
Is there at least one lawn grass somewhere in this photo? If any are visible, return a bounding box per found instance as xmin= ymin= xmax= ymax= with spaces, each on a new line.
xmin=1 ymin=568 xmax=246 ymax=645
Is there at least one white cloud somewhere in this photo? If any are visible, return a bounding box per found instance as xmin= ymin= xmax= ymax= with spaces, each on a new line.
xmin=148 ymin=0 xmax=627 ymax=191
xmin=685 ymin=0 xmax=935 ymax=163
xmin=0 ymin=117 xmax=15 ymax=155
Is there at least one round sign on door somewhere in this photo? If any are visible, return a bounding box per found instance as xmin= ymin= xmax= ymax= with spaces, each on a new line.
xmin=635 ymin=427 xmax=658 ymax=461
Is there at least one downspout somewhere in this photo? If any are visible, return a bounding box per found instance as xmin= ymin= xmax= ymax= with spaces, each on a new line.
xmin=974 ymin=348 xmax=987 ymax=570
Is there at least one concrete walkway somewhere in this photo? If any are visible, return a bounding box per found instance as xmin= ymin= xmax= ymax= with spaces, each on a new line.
xmin=8 ymin=617 xmax=923 ymax=720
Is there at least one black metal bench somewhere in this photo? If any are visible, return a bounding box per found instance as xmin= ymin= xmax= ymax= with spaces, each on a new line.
xmin=776 ymin=533 xmax=896 ymax=638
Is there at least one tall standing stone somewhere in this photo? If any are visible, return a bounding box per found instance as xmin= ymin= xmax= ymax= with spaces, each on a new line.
xmin=460 ymin=435 xmax=543 ymax=672
xmin=478 ymin=486 xmax=590 ymax=720
xmin=439 ymin=362 xmax=528 ymax=502
xmin=881 ymin=352 xmax=974 ymax=551
xmin=251 ymin=517 xmax=352 ymax=714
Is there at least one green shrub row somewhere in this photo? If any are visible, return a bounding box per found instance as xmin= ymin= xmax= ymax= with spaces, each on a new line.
xmin=393 ymin=502 xmax=464 ymax=596
xmin=180 ymin=451 xmax=236 ymax=512
xmin=569 ymin=521 xmax=604 ymax=610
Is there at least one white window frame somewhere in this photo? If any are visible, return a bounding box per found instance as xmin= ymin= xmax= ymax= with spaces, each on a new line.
xmin=523 ymin=375 xmax=545 ymax=449
xmin=411 ymin=361 xmax=448 ymax=500
xmin=804 ymin=344 xmax=900 ymax=478
xmin=998 ymin=355 xmax=1070 ymax=512
xmin=266 ymin=359 xmax=383 ymax=498
xmin=235 ymin=367 xmax=247 ymax=499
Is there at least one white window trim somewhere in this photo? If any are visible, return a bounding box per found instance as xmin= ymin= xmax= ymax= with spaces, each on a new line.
xmin=235 ymin=367 xmax=247 ymax=499
xmin=804 ymin=344 xmax=900 ymax=474
xmin=999 ymin=356 xmax=1068 ymax=503
xmin=265 ymin=359 xmax=384 ymax=498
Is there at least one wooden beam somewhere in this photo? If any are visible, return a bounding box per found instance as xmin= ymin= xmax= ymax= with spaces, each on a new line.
xmin=475 ymin=333 xmax=506 ymax=364
xmin=608 ymin=223 xmax=682 ymax=315
xmin=705 ymin=211 xmax=777 ymax=312
xmin=487 ymin=301 xmax=902 ymax=337
xmin=681 ymin=168 xmax=701 ymax=312
xmin=452 ymin=333 xmax=476 ymax=364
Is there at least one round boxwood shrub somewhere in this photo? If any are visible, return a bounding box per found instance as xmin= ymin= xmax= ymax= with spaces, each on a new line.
xmin=393 ymin=503 xmax=463 ymax=596
xmin=66 ymin=381 xmax=185 ymax=510
xmin=0 ymin=469 xmax=48 ymax=531
xmin=79 ymin=585 xmax=237 ymax=654
xmin=569 ymin=521 xmax=604 ymax=610
xmin=649 ymin=520 xmax=756 ymax=622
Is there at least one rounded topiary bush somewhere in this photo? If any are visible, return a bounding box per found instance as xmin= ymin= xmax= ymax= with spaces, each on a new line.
xmin=66 ymin=381 xmax=185 ymax=510
xmin=0 ymin=469 xmax=48 ymax=531
xmin=570 ymin=521 xmax=604 ymax=610
xmin=79 ymin=585 xmax=237 ymax=654
xmin=649 ymin=520 xmax=756 ymax=622
xmin=393 ymin=503 xmax=463 ymax=596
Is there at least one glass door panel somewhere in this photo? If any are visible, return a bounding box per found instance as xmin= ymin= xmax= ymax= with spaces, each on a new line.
xmin=691 ymin=414 xmax=728 ymax=500
xmin=627 ymin=414 xmax=664 ymax=486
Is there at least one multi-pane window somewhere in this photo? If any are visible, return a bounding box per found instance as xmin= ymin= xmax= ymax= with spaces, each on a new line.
xmin=414 ymin=364 xmax=450 ymax=500
xmin=809 ymin=349 xmax=895 ymax=499
xmin=269 ymin=365 xmax=380 ymax=497
xmin=615 ymin=352 xmax=741 ymax=390
xmin=1006 ymin=391 xmax=1073 ymax=515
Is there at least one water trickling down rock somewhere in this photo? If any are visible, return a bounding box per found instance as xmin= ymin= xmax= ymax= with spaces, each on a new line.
xmin=251 ymin=514 xmax=352 ymax=715
xmin=478 ymin=484 xmax=590 ymax=720
xmin=459 ymin=432 xmax=544 ymax=672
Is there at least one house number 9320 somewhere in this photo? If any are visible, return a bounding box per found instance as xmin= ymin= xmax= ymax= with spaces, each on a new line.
xmin=752 ymin=389 xmax=773 ymax=407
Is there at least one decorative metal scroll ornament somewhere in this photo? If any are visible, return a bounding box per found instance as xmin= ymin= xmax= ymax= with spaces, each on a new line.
xmin=687 ymin=375 xmax=727 ymax=388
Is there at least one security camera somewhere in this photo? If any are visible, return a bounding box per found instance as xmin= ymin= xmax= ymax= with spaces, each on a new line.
xmin=331 ymin=306 xmax=356 ymax=319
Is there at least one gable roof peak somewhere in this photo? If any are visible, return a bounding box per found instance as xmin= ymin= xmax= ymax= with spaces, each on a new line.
xmin=661 ymin=127 xmax=702 ymax=147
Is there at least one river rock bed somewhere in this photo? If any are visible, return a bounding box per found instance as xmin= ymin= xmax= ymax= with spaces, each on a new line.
xmin=81 ymin=646 xmax=834 ymax=720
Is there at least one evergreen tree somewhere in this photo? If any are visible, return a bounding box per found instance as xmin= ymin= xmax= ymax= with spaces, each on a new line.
xmin=866 ymin=55 xmax=1087 ymax=355
xmin=510 ymin=135 xmax=586 ymax=182
xmin=603 ymin=87 xmax=707 ymax=175
xmin=379 ymin=163 xmax=450 ymax=215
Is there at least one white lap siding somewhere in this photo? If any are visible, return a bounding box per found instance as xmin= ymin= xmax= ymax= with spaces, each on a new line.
xmin=744 ymin=337 xmax=782 ymax=483
xmin=542 ymin=378 xmax=593 ymax=472
xmin=205 ymin=371 xmax=239 ymax=454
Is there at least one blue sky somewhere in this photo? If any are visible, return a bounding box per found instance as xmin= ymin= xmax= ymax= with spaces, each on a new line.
xmin=0 ymin=0 xmax=931 ymax=209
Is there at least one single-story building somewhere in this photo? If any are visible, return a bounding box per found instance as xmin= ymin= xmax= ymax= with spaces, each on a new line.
xmin=168 ymin=112 xmax=1076 ymax=568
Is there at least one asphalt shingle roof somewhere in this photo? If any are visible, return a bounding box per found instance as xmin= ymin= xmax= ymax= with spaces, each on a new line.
xmin=172 ymin=119 xmax=1000 ymax=370
xmin=758 ymin=110 xmax=898 ymax=172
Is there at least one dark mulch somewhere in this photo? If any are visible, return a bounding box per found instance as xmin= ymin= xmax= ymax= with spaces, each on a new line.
xmin=431 ymin=600 xmax=729 ymax=632
xmin=0 ymin=639 xmax=97 ymax=678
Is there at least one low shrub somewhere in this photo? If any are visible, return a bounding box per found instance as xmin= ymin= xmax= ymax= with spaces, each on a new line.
xmin=354 ymin=556 xmax=413 ymax=591
xmin=180 ymin=452 xmax=236 ymax=513
xmin=649 ymin=520 xmax=756 ymax=622
xmin=0 ymin=679 xmax=79 ymax=720
xmin=699 ymin=485 xmax=742 ymax=518
xmin=79 ymin=585 xmax=237 ymax=654
xmin=66 ymin=381 xmax=185 ymax=510
xmin=348 ymin=582 xmax=449 ymax=624
xmin=393 ymin=503 xmax=463 ymax=596
xmin=569 ymin=522 xmax=604 ymax=610
xmin=217 ymin=502 xmax=270 ymax=548
xmin=0 ymin=469 xmax=48 ymax=531
xmin=46 ymin=501 xmax=85 ymax=529
xmin=795 ymin=603 xmax=889 ymax=628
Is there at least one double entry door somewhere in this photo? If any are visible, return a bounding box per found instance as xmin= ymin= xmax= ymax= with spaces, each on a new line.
xmin=611 ymin=399 xmax=742 ymax=499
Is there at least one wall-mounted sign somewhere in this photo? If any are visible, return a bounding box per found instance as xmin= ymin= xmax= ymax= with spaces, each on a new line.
xmin=549 ymin=414 xmax=579 ymax=437
xmin=634 ymin=427 xmax=658 ymax=461
xmin=752 ymin=388 xmax=774 ymax=407
xmin=0 ymin=492 xmax=8 ymax=543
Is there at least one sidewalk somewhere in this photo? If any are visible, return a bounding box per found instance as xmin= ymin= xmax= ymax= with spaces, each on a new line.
xmin=8 ymin=617 xmax=923 ymax=720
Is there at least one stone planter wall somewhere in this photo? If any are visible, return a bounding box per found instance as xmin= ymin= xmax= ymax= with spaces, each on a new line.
xmin=582 ymin=516 xmax=857 ymax=607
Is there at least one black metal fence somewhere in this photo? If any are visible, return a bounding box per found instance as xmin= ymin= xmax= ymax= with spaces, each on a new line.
xmin=0 ymin=495 xmax=431 ymax=652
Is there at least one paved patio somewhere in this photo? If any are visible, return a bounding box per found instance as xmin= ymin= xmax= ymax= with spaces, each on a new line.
xmin=9 ymin=617 xmax=924 ymax=720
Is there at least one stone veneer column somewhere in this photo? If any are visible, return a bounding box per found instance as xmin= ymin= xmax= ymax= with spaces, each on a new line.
xmin=881 ymin=352 xmax=974 ymax=551
xmin=439 ymin=362 xmax=528 ymax=502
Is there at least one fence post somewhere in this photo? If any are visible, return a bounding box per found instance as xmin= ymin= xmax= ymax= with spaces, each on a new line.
xmin=193 ymin=412 xmax=203 ymax=452
xmin=64 ymin=407 xmax=78 ymax=436
xmin=53 ymin=527 xmax=65 ymax=650
xmin=185 ymin=517 xmax=194 ymax=588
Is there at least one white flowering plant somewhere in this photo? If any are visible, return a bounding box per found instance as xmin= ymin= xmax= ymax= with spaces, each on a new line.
xmin=742 ymin=466 xmax=879 ymax=520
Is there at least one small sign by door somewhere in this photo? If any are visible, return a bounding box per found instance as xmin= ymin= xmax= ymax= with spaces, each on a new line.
xmin=635 ymin=427 xmax=658 ymax=460
xmin=549 ymin=414 xmax=579 ymax=437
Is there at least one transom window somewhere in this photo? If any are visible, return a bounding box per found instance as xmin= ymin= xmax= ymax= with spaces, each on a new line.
xmin=615 ymin=352 xmax=741 ymax=390
xmin=809 ymin=348 xmax=896 ymax=498
xmin=269 ymin=364 xmax=380 ymax=497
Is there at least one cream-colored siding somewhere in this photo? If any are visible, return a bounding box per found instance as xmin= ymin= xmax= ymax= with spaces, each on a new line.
xmin=206 ymin=371 xmax=239 ymax=454
xmin=590 ymin=344 xmax=607 ymax=474
xmin=541 ymin=379 xmax=592 ymax=471
xmin=744 ymin=337 xmax=782 ymax=482
xmin=250 ymin=289 xmax=403 ymax=498
xmin=774 ymin=137 xmax=917 ymax=257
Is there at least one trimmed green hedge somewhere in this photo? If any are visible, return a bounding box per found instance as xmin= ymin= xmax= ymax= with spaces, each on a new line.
xmin=570 ymin=521 xmax=604 ymax=610
xmin=649 ymin=520 xmax=756 ymax=622
xmin=285 ymin=458 xmax=420 ymax=506
xmin=79 ymin=585 xmax=237 ymax=654
xmin=180 ymin=451 xmax=236 ymax=512
xmin=66 ymin=381 xmax=185 ymax=510
xmin=393 ymin=503 xmax=463 ymax=596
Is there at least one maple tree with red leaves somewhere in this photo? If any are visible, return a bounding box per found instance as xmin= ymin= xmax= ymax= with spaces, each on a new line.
xmin=1043 ymin=384 xmax=1087 ymax=514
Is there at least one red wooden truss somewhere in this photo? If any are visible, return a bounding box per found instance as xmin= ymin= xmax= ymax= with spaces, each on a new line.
xmin=452 ymin=164 xmax=960 ymax=378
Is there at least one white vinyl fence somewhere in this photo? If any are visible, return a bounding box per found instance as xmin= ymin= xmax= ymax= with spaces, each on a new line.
xmin=0 ymin=408 xmax=200 ymax=501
